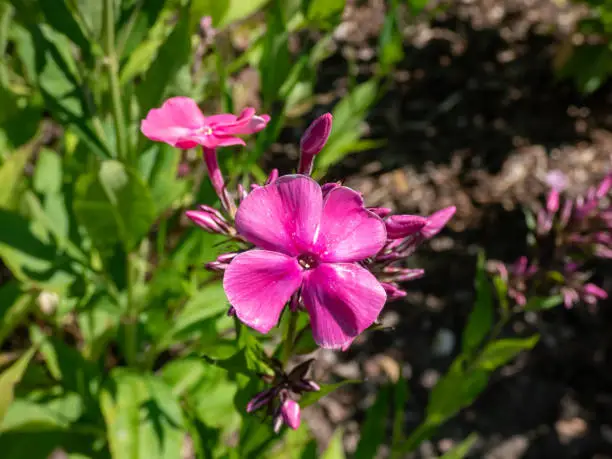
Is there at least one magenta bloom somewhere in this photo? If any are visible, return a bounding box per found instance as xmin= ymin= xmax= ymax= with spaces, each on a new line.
xmin=223 ymin=175 xmax=387 ymax=349
xmin=140 ymin=97 xmax=270 ymax=149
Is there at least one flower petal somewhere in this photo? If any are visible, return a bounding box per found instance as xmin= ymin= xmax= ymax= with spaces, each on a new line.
xmin=223 ymin=250 xmax=303 ymax=334
xmin=235 ymin=175 xmax=323 ymax=256
xmin=316 ymin=187 xmax=386 ymax=262
xmin=141 ymin=97 xmax=205 ymax=147
xmin=301 ymin=263 xmax=386 ymax=349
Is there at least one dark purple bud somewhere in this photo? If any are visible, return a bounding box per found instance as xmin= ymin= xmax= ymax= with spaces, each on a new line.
xmin=546 ymin=189 xmax=560 ymax=213
xmin=280 ymin=399 xmax=301 ymax=430
xmin=288 ymin=359 xmax=315 ymax=382
xmin=421 ymin=206 xmax=456 ymax=239
xmin=246 ymin=388 xmax=274 ymax=413
xmin=385 ymin=215 xmax=428 ymax=239
xmin=227 ymin=307 xmax=236 ymax=316
xmin=368 ymin=207 xmax=392 ymax=218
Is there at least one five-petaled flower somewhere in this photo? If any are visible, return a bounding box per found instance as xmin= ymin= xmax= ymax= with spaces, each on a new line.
xmin=223 ymin=175 xmax=387 ymax=350
xmin=140 ymin=97 xmax=270 ymax=149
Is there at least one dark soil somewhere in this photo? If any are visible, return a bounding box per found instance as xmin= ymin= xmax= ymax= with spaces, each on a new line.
xmin=286 ymin=1 xmax=612 ymax=457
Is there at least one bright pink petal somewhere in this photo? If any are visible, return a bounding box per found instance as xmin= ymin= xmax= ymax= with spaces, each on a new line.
xmin=315 ymin=187 xmax=386 ymax=262
xmin=223 ymin=250 xmax=303 ymax=333
xmin=141 ymin=97 xmax=206 ymax=147
xmin=302 ymin=263 xmax=386 ymax=349
xmin=192 ymin=134 xmax=246 ymax=149
xmin=205 ymin=114 xmax=239 ymax=126
xmin=235 ymin=175 xmax=323 ymax=256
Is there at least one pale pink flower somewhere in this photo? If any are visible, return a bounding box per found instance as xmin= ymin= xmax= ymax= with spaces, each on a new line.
xmin=223 ymin=175 xmax=387 ymax=349
xmin=140 ymin=97 xmax=270 ymax=149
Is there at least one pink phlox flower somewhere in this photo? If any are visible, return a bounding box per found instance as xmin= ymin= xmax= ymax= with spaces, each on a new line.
xmin=141 ymin=97 xmax=270 ymax=149
xmin=223 ymin=175 xmax=387 ymax=350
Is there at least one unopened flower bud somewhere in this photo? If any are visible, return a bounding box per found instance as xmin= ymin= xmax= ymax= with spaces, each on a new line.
xmin=368 ymin=207 xmax=392 ymax=218
xmin=597 ymin=174 xmax=612 ymax=198
xmin=385 ymin=215 xmax=427 ymax=239
xmin=280 ymin=399 xmax=301 ymax=430
xmin=265 ymin=168 xmax=279 ymax=185
xmin=421 ymin=206 xmax=456 ymax=239
xmin=246 ymin=388 xmax=274 ymax=413
xmin=298 ymin=113 xmax=333 ymax=175
xmin=546 ymin=189 xmax=560 ymax=213
xmin=186 ymin=210 xmax=228 ymax=234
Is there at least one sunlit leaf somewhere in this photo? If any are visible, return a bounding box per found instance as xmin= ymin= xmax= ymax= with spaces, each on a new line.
xmin=477 ymin=335 xmax=539 ymax=371
xmin=73 ymin=160 xmax=156 ymax=251
xmin=462 ymin=252 xmax=494 ymax=354
xmin=0 ymin=347 xmax=36 ymax=422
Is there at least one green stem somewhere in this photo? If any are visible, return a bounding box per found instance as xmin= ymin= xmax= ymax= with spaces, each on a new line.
xmin=104 ymin=0 xmax=128 ymax=162
xmin=282 ymin=310 xmax=299 ymax=366
xmin=125 ymin=253 xmax=137 ymax=366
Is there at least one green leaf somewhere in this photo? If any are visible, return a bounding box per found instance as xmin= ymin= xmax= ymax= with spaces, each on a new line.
xmin=136 ymin=8 xmax=191 ymax=114
xmin=391 ymin=377 xmax=409 ymax=450
xmin=1 ymin=389 xmax=83 ymax=432
xmin=305 ymin=0 xmax=345 ymax=22
xmin=33 ymin=148 xmax=62 ymax=195
xmin=354 ymin=385 xmax=391 ymax=459
xmin=0 ymin=290 xmax=34 ymax=348
xmin=292 ymin=324 xmax=318 ymax=355
xmin=100 ymin=370 xmax=185 ymax=459
xmin=524 ymin=295 xmax=563 ymax=311
xmin=477 ymin=335 xmax=539 ymax=371
xmin=378 ymin=4 xmax=404 ymax=73
xmin=158 ymin=281 xmax=228 ymax=349
xmin=0 ymin=347 xmax=36 ymax=422
xmin=192 ymin=0 xmax=270 ymax=30
xmin=322 ymin=428 xmax=346 ymax=459
xmin=0 ymin=209 xmax=78 ymax=291
xmin=73 ymin=160 xmax=156 ymax=251
xmin=259 ymin=5 xmax=291 ymax=106
xmin=315 ymin=80 xmax=379 ymax=173
xmin=300 ymin=380 xmax=360 ymax=408
xmin=0 ymin=144 xmax=33 ymax=209
xmin=426 ymin=360 xmax=489 ymax=425
xmin=77 ymin=291 xmax=121 ymax=361
xmin=161 ymin=357 xmax=239 ymax=430
xmin=439 ymin=433 xmax=478 ymax=459
xmin=462 ymin=252 xmax=494 ymax=353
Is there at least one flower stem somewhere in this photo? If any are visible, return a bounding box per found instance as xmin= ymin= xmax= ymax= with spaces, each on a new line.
xmin=282 ymin=310 xmax=299 ymax=366
xmin=203 ymin=147 xmax=236 ymax=216
xmin=125 ymin=253 xmax=138 ymax=366
xmin=104 ymin=0 xmax=128 ymax=162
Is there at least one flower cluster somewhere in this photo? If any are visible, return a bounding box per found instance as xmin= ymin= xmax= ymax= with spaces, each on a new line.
xmin=141 ymin=98 xmax=454 ymax=430
xmin=491 ymin=172 xmax=611 ymax=308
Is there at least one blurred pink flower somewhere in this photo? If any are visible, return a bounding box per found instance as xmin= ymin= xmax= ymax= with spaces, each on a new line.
xmin=141 ymin=97 xmax=270 ymax=149
xmin=223 ymin=175 xmax=387 ymax=349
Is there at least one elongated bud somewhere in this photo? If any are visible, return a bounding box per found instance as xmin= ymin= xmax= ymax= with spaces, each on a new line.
xmin=546 ymin=189 xmax=560 ymax=213
xmin=298 ymin=113 xmax=333 ymax=175
xmin=246 ymin=388 xmax=274 ymax=413
xmin=421 ymin=206 xmax=456 ymax=239
xmin=597 ymin=174 xmax=612 ymax=198
xmin=583 ymin=283 xmax=608 ymax=302
xmin=265 ymin=168 xmax=279 ymax=185
xmin=559 ymin=199 xmax=573 ymax=227
xmin=186 ymin=210 xmax=229 ymax=234
xmin=381 ymin=282 xmax=407 ymax=300
xmin=393 ymin=268 xmax=425 ymax=282
xmin=280 ymin=399 xmax=301 ymax=430
xmin=368 ymin=207 xmax=392 ymax=218
xmin=385 ymin=215 xmax=427 ymax=239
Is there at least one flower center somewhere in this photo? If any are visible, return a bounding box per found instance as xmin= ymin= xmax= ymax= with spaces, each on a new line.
xmin=197 ymin=125 xmax=214 ymax=135
xmin=297 ymin=253 xmax=319 ymax=270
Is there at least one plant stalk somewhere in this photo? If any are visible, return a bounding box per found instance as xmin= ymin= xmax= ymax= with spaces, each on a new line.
xmin=282 ymin=310 xmax=299 ymax=366
xmin=104 ymin=0 xmax=129 ymax=162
